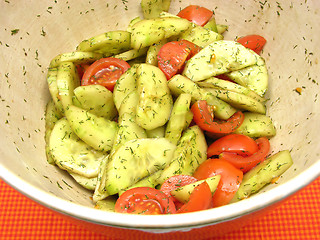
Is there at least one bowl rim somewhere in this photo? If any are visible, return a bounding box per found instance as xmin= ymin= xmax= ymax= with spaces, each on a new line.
xmin=1 ymin=159 xmax=320 ymax=232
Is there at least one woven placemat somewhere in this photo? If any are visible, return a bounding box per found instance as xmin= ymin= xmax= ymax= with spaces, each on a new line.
xmin=0 ymin=177 xmax=319 ymax=240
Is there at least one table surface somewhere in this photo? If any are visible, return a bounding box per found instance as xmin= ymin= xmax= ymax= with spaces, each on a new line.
xmin=0 ymin=177 xmax=319 ymax=240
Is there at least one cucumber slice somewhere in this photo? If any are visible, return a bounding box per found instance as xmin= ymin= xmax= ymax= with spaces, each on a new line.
xmin=165 ymin=93 xmax=193 ymax=145
xmin=205 ymin=88 xmax=266 ymax=114
xmin=127 ymin=16 xmax=142 ymax=33
xmin=114 ymin=47 xmax=148 ymax=61
xmin=141 ymin=0 xmax=171 ymax=19
xmin=47 ymin=68 xmax=64 ymax=114
xmin=56 ymin=62 xmax=80 ymax=111
xmin=49 ymin=51 xmax=103 ymax=68
xmin=233 ymin=150 xmax=293 ymax=201
xmin=146 ymin=39 xmax=167 ymax=66
xmin=118 ymin=90 xmax=140 ymax=117
xmin=104 ymin=138 xmax=176 ymax=195
xmin=171 ymin=175 xmax=221 ymax=203
xmin=226 ymin=56 xmax=268 ymax=97
xmin=136 ymin=64 xmax=173 ymax=130
xmin=157 ymin=125 xmax=207 ymax=184
xmin=233 ymin=112 xmax=276 ymax=138
xmin=73 ymin=85 xmax=117 ymax=120
xmin=216 ymin=24 xmax=228 ymax=35
xmin=49 ymin=118 xmax=107 ymax=178
xmin=197 ymin=77 xmax=266 ymax=103
xmin=113 ymin=64 xmax=139 ymax=110
xmin=183 ymin=40 xmax=258 ymax=81
xmin=69 ymin=172 xmax=97 ymax=191
xmin=45 ymin=100 xmax=62 ymax=165
xmin=65 ymin=105 xmax=118 ymax=153
xmin=203 ymin=17 xmax=218 ymax=33
xmin=146 ymin=125 xmax=165 ymax=138
xmin=94 ymin=196 xmax=117 ymax=212
xmin=76 ymin=31 xmax=131 ymax=55
xmin=93 ymin=155 xmax=110 ymax=202
xmin=168 ymin=74 xmax=236 ymax=120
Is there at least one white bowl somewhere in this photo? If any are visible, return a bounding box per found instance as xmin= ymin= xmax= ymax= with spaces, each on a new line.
xmin=1 ymin=0 xmax=320 ymax=239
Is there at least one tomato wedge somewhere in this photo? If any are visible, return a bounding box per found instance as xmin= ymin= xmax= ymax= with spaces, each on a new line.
xmin=177 ymin=5 xmax=213 ymax=26
xmin=160 ymin=175 xmax=198 ymax=199
xmin=158 ymin=40 xmax=201 ymax=80
xmin=81 ymin=57 xmax=130 ymax=91
xmin=191 ymin=100 xmax=244 ymax=134
xmin=76 ymin=63 xmax=90 ymax=79
xmin=219 ymin=137 xmax=270 ymax=173
xmin=237 ymin=35 xmax=267 ymax=55
xmin=177 ymin=181 xmax=213 ymax=213
xmin=207 ymin=134 xmax=259 ymax=158
xmin=115 ymin=187 xmax=176 ymax=215
xmin=193 ymin=159 xmax=243 ymax=207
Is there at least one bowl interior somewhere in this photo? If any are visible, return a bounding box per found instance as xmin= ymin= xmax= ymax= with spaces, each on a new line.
xmin=1 ymin=0 xmax=320 ymax=230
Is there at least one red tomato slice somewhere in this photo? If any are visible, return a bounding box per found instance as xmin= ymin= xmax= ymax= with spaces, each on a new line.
xmin=193 ymin=159 xmax=243 ymax=207
xmin=76 ymin=63 xmax=90 ymax=79
xmin=207 ymin=134 xmax=259 ymax=158
xmin=157 ymin=40 xmax=201 ymax=80
xmin=177 ymin=5 xmax=213 ymax=26
xmin=237 ymin=35 xmax=267 ymax=55
xmin=81 ymin=57 xmax=130 ymax=91
xmin=160 ymin=175 xmax=198 ymax=199
xmin=191 ymin=100 xmax=244 ymax=134
xmin=219 ymin=137 xmax=270 ymax=173
xmin=114 ymin=187 xmax=176 ymax=215
xmin=177 ymin=181 xmax=213 ymax=213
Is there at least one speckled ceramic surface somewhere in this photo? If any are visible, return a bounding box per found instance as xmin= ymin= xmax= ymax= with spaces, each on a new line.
xmin=1 ymin=0 xmax=320 ymax=235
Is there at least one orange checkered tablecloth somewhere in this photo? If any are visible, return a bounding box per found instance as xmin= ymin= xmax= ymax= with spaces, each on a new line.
xmin=0 ymin=178 xmax=319 ymax=240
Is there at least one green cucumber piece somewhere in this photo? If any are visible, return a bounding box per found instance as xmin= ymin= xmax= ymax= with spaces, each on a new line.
xmin=118 ymin=90 xmax=140 ymax=118
xmin=93 ymin=155 xmax=110 ymax=202
xmin=56 ymin=62 xmax=80 ymax=111
xmin=216 ymin=24 xmax=228 ymax=35
xmin=168 ymin=74 xmax=236 ymax=120
xmin=73 ymin=85 xmax=117 ymax=120
xmin=47 ymin=68 xmax=64 ymax=114
xmin=69 ymin=172 xmax=97 ymax=191
xmin=104 ymin=138 xmax=176 ymax=195
xmin=146 ymin=126 xmax=166 ymax=138
xmin=146 ymin=39 xmax=167 ymax=66
xmin=233 ymin=112 xmax=276 ymax=138
xmin=114 ymin=47 xmax=148 ymax=61
xmin=127 ymin=16 xmax=142 ymax=33
xmin=203 ymin=18 xmax=218 ymax=33
xmin=165 ymin=93 xmax=193 ymax=145
xmin=141 ymin=0 xmax=171 ymax=19
xmin=49 ymin=118 xmax=107 ymax=178
xmin=233 ymin=150 xmax=293 ymax=201
xmin=136 ymin=64 xmax=173 ymax=130
xmin=183 ymin=40 xmax=258 ymax=81
xmin=95 ymin=196 xmax=117 ymax=212
xmin=65 ymin=105 xmax=118 ymax=153
xmin=171 ymin=175 xmax=221 ymax=203
xmin=49 ymin=51 xmax=103 ymax=68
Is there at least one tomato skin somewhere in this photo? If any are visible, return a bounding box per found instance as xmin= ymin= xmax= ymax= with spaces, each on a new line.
xmin=177 ymin=5 xmax=213 ymax=26
xmin=160 ymin=175 xmax=198 ymax=199
xmin=191 ymin=100 xmax=244 ymax=134
xmin=115 ymin=187 xmax=176 ymax=215
xmin=237 ymin=35 xmax=267 ymax=54
xmin=193 ymin=159 xmax=243 ymax=207
xmin=76 ymin=63 xmax=90 ymax=79
xmin=81 ymin=57 xmax=130 ymax=91
xmin=177 ymin=181 xmax=213 ymax=213
xmin=157 ymin=40 xmax=201 ymax=80
xmin=219 ymin=137 xmax=270 ymax=173
xmin=207 ymin=134 xmax=259 ymax=158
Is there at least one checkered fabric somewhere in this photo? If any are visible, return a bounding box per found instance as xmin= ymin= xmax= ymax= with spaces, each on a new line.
xmin=0 ymin=177 xmax=319 ymax=240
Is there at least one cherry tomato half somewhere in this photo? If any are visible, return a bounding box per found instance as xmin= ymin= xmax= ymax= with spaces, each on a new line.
xmin=157 ymin=40 xmax=201 ymax=80
xmin=115 ymin=187 xmax=176 ymax=215
xmin=193 ymin=159 xmax=243 ymax=207
xmin=177 ymin=181 xmax=213 ymax=213
xmin=177 ymin=5 xmax=213 ymax=26
xmin=237 ymin=35 xmax=267 ymax=55
xmin=207 ymin=134 xmax=259 ymax=158
xmin=219 ymin=137 xmax=270 ymax=173
xmin=81 ymin=57 xmax=130 ymax=91
xmin=191 ymin=100 xmax=244 ymax=134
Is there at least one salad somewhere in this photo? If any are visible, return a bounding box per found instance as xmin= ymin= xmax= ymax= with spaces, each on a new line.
xmin=45 ymin=1 xmax=293 ymax=215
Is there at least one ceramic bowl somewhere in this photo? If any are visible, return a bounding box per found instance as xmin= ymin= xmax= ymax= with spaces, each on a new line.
xmin=1 ymin=0 xmax=320 ymax=239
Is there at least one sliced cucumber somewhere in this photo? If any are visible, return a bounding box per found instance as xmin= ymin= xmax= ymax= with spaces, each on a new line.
xmin=203 ymin=17 xmax=218 ymax=33
xmin=114 ymin=47 xmax=148 ymax=61
xmin=93 ymin=155 xmax=110 ymax=202
xmin=146 ymin=39 xmax=167 ymax=66
xmin=165 ymin=93 xmax=193 ymax=145
xmin=183 ymin=40 xmax=258 ymax=81
xmin=49 ymin=118 xmax=107 ymax=178
xmin=73 ymin=85 xmax=117 ymax=120
xmin=127 ymin=16 xmax=142 ymax=33
xmin=49 ymin=51 xmax=103 ymax=68
xmin=69 ymin=172 xmax=97 ymax=191
xmin=65 ymin=105 xmax=118 ymax=153
xmin=94 ymin=196 xmax=117 ymax=212
xmin=233 ymin=112 xmax=276 ymax=138
xmin=205 ymin=88 xmax=266 ymax=114
xmin=76 ymin=31 xmax=131 ymax=55
xmin=118 ymin=90 xmax=140 ymax=117
xmin=233 ymin=150 xmax=293 ymax=201
xmin=47 ymin=68 xmax=64 ymax=114
xmin=104 ymin=138 xmax=176 ymax=195
xmin=56 ymin=62 xmax=80 ymax=111
xmin=146 ymin=125 xmax=166 ymax=138
xmin=171 ymin=175 xmax=221 ymax=203
xmin=216 ymin=24 xmax=228 ymax=35
xmin=168 ymin=74 xmax=236 ymax=120
xmin=141 ymin=0 xmax=171 ymax=19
